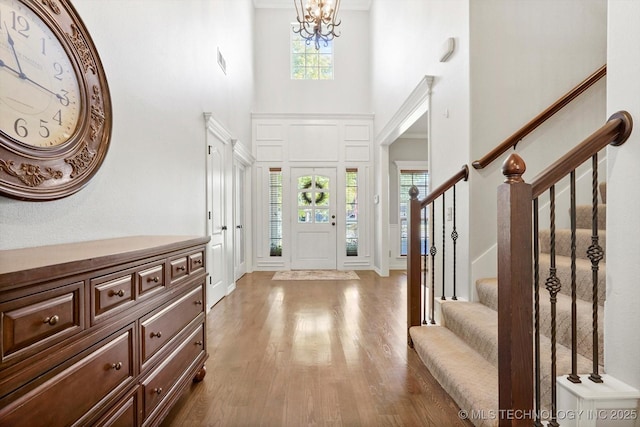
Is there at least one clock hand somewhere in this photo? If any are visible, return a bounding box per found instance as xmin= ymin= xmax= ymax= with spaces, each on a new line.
xmin=0 ymin=58 xmax=23 ymax=77
xmin=5 ymin=24 xmax=26 ymax=79
xmin=0 ymin=58 xmax=63 ymax=100
xmin=23 ymin=74 xmax=64 ymax=100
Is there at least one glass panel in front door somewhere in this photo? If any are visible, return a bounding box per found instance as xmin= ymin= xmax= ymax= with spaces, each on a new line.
xmin=297 ymin=174 xmax=331 ymax=224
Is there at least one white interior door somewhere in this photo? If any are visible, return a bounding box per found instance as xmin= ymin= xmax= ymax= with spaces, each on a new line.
xmin=233 ymin=161 xmax=246 ymax=280
xmin=206 ymin=136 xmax=227 ymax=309
xmin=291 ymin=168 xmax=337 ymax=270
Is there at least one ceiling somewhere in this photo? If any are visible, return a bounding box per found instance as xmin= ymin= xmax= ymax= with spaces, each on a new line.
xmin=399 ymin=114 xmax=428 ymax=140
xmin=253 ymin=0 xmax=372 ymax=11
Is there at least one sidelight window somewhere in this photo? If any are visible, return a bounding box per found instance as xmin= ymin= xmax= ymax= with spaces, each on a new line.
xmin=345 ymin=168 xmax=358 ymax=256
xmin=269 ymin=168 xmax=283 ymax=256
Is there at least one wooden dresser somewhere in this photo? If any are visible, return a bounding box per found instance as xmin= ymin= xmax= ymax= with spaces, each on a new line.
xmin=0 ymin=235 xmax=210 ymax=427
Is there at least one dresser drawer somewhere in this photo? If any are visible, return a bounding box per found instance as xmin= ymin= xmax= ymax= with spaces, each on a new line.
xmin=137 ymin=263 xmax=166 ymax=298
xmin=169 ymin=249 xmax=205 ymax=285
xmin=188 ymin=250 xmax=205 ymax=274
xmin=1 ymin=281 xmax=84 ymax=365
xmin=140 ymin=284 xmax=204 ymax=365
xmin=169 ymin=256 xmax=188 ymax=283
xmin=93 ymin=386 xmax=139 ymax=427
xmin=141 ymin=323 xmax=205 ymax=422
xmin=0 ymin=326 xmax=134 ymax=427
xmin=91 ymin=272 xmax=135 ymax=324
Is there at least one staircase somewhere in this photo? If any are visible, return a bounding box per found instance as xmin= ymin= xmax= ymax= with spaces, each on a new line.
xmin=409 ymin=184 xmax=607 ymax=427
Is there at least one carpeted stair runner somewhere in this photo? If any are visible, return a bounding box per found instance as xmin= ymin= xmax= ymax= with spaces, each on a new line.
xmin=410 ymin=184 xmax=607 ymax=427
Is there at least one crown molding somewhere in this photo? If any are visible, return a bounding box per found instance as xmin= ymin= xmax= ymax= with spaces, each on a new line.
xmin=204 ymin=112 xmax=233 ymax=144
xmin=232 ymin=139 xmax=256 ymax=165
xmin=251 ymin=112 xmax=374 ymax=121
xmin=253 ymin=0 xmax=371 ymax=11
xmin=376 ymin=75 xmax=434 ymax=146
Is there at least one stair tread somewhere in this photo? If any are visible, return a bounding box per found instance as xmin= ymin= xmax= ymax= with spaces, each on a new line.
xmin=441 ymin=301 xmax=498 ymax=366
xmin=474 ymin=278 xmax=603 ymax=364
xmin=410 ymin=325 xmax=498 ymax=427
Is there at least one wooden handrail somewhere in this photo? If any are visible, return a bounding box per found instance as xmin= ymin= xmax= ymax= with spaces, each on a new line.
xmin=531 ymin=111 xmax=632 ymax=198
xmin=496 ymin=110 xmax=632 ymax=425
xmin=472 ymin=64 xmax=607 ymax=170
xmin=420 ymin=165 xmax=470 ymax=208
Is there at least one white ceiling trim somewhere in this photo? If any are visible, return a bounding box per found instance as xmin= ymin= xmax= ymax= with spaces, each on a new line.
xmin=253 ymin=0 xmax=372 ymax=11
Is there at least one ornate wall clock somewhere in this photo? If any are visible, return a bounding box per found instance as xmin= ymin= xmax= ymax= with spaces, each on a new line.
xmin=0 ymin=0 xmax=111 ymax=200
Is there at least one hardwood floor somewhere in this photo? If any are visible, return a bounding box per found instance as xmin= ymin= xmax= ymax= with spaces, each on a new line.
xmin=161 ymin=270 xmax=472 ymax=427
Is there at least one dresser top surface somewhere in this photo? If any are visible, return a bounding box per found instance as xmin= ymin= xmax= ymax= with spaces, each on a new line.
xmin=0 ymin=235 xmax=209 ymax=288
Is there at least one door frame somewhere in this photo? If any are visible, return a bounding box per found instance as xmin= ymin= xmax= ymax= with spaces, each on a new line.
xmin=232 ymin=139 xmax=255 ymax=280
xmin=204 ymin=113 xmax=234 ymax=309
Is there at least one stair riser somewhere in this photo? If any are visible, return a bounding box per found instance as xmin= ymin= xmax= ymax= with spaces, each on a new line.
xmin=576 ymin=204 xmax=606 ymax=230
xmin=474 ymin=279 xmax=604 ymax=363
xmin=539 ymin=229 xmax=606 ymax=262
xmin=538 ymin=257 xmax=606 ymax=305
xmin=537 ymin=295 xmax=603 ymax=365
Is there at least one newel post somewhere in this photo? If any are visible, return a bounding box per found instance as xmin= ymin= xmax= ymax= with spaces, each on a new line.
xmin=497 ymin=153 xmax=534 ymax=426
xmin=407 ymin=186 xmax=422 ymax=346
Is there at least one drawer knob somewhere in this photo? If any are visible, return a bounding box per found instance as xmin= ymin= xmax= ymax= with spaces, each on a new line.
xmin=147 ymin=276 xmax=160 ymax=283
xmin=111 ymin=362 xmax=123 ymax=371
xmin=150 ymin=331 xmax=162 ymax=338
xmin=110 ymin=289 xmax=125 ymax=297
xmin=194 ymin=260 xmax=202 ymax=265
xmin=154 ymin=387 xmax=163 ymax=395
xmin=43 ymin=315 xmax=59 ymax=326
xmin=195 ymin=341 xmax=203 ymax=346
xmin=194 ymin=300 xmax=203 ymax=305
xmin=176 ymin=266 xmax=186 ymax=272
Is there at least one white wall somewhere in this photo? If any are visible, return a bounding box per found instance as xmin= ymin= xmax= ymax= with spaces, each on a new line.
xmin=0 ymin=0 xmax=255 ymax=250
xmin=605 ymin=0 xmax=640 ymax=391
xmin=468 ymin=0 xmax=607 ymax=283
xmin=253 ymin=8 xmax=370 ymax=114
xmin=370 ymin=0 xmax=471 ymax=284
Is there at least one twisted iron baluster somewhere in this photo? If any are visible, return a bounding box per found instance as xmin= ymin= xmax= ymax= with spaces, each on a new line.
xmin=429 ymin=201 xmax=436 ymax=324
xmin=441 ymin=193 xmax=446 ymax=300
xmin=568 ymin=171 xmax=581 ymax=383
xmin=451 ymin=185 xmax=458 ymax=300
xmin=587 ymin=154 xmax=604 ymax=383
xmin=533 ymin=198 xmax=543 ymax=427
xmin=545 ymin=185 xmax=561 ymax=427
xmin=422 ymin=207 xmax=428 ymax=325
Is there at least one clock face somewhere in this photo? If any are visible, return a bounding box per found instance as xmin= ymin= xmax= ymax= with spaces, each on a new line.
xmin=0 ymin=0 xmax=82 ymax=148
xmin=0 ymin=0 xmax=112 ymax=201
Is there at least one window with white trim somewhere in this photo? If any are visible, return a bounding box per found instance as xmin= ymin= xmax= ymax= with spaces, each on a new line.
xmin=290 ymin=25 xmax=334 ymax=80
xmin=399 ymin=169 xmax=429 ymax=256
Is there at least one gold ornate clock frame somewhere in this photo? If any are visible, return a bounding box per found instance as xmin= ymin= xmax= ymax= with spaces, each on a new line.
xmin=0 ymin=0 xmax=112 ymax=201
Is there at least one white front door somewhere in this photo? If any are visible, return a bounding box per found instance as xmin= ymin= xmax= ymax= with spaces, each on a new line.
xmin=291 ymin=168 xmax=337 ymax=270
xmin=233 ymin=161 xmax=246 ymax=280
xmin=206 ymin=135 xmax=227 ymax=309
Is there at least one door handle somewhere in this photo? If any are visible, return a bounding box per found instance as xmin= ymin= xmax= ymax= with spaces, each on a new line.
xmin=236 ymin=225 xmax=243 ymax=229
xmin=221 ymin=225 xmax=227 ymax=231
xmin=331 ymin=222 xmax=336 ymax=226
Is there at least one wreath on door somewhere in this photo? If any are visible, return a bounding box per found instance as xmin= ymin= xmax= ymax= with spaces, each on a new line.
xmin=301 ymin=181 xmax=327 ymax=205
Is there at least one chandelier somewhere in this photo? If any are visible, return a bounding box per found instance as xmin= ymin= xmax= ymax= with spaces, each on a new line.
xmin=293 ymin=0 xmax=341 ymax=50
